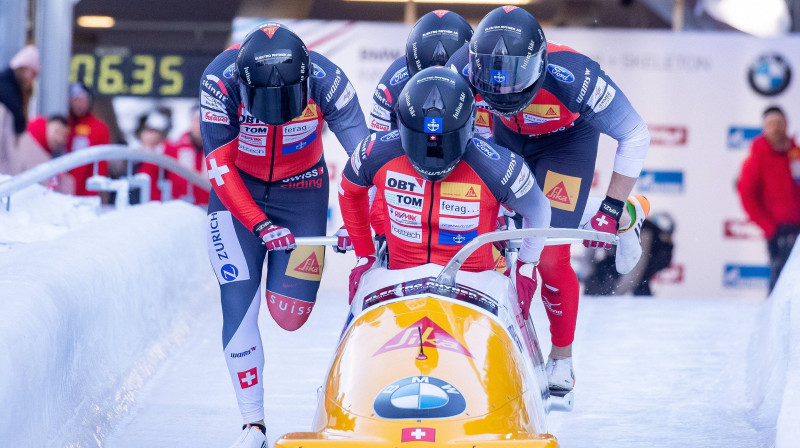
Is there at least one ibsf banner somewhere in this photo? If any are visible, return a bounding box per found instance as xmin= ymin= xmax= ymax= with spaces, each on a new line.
xmin=231 ymin=18 xmax=800 ymax=298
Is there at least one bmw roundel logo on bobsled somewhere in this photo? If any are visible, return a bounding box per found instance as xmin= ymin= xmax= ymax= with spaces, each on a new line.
xmin=272 ymin=228 xmax=615 ymax=448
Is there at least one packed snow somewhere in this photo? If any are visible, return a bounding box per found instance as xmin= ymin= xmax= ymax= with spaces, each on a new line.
xmin=0 ymin=182 xmax=797 ymax=447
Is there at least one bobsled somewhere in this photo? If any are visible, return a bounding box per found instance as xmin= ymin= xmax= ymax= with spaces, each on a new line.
xmin=275 ymin=228 xmax=616 ymax=448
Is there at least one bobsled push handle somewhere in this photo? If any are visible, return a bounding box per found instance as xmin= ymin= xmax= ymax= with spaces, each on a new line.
xmin=435 ymin=228 xmax=617 ymax=287
xmin=294 ymin=236 xmax=339 ymax=246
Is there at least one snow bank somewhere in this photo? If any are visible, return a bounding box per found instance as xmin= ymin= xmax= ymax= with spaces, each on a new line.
xmin=0 ymin=200 xmax=218 ymax=447
xmin=747 ymin=242 xmax=800 ymax=447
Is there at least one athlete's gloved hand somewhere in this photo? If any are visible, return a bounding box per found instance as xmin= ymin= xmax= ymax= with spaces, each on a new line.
xmin=349 ymin=255 xmax=377 ymax=304
xmin=515 ymin=259 xmax=538 ymax=320
xmin=492 ymin=215 xmax=509 ymax=251
xmin=334 ymin=225 xmax=353 ymax=253
xmin=582 ymin=195 xmax=624 ymax=249
xmin=254 ymin=220 xmax=296 ymax=252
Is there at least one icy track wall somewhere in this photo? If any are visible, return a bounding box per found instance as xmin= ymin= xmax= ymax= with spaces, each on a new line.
xmin=0 ymin=201 xmax=217 ymax=447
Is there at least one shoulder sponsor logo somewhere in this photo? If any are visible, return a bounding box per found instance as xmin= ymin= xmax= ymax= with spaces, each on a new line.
xmin=371 ymin=103 xmax=392 ymax=121
xmin=586 ymin=77 xmax=607 ymax=111
xmin=207 ymin=211 xmax=251 ymax=285
xmin=542 ymin=170 xmax=580 ymax=211
xmin=374 ymin=316 xmax=472 ymax=357
xmin=350 ymin=148 xmax=363 ymax=173
xmin=723 ymin=264 xmax=770 ymax=289
xmin=386 ymin=190 xmax=425 ymax=212
xmin=335 ymin=81 xmax=357 ymax=110
xmin=390 ymin=220 xmax=423 ymax=243
xmin=390 ymin=66 xmax=409 ymax=86
xmin=575 ymin=68 xmax=592 ymax=103
xmin=439 ymin=216 xmax=479 ymax=232
xmin=592 ymin=84 xmax=616 ymax=113
xmin=510 ymin=164 xmax=535 ymax=199
xmin=312 ymin=63 xmax=326 ymax=78
xmin=462 ymin=64 xmax=470 ymax=76
xmin=223 ymin=63 xmax=236 ymax=79
xmin=285 ymin=246 xmax=324 ymax=281
xmin=201 ymin=91 xmax=226 ymax=112
xmin=723 ymin=219 xmax=762 ymax=239
xmin=650 ymin=125 xmax=688 ymax=146
xmin=325 ymin=68 xmax=343 ymax=102
xmin=374 ymin=83 xmax=393 ymax=107
xmin=727 ymin=126 xmax=761 ymax=150
xmin=386 ymin=171 xmax=426 ymax=194
xmin=388 ymin=205 xmax=422 ymax=227
xmin=501 ymin=153 xmax=517 ymax=185
xmin=547 ymin=64 xmax=574 ymax=83
xmin=370 ymin=117 xmax=391 ymax=131
xmin=381 ymin=130 xmax=400 ymax=142
xmin=440 ymin=182 xmax=481 ymax=200
xmin=636 ymin=170 xmax=684 ymax=194
xmin=472 ymin=138 xmax=500 ymax=160
xmin=439 ymin=199 xmax=479 ymax=217
xmin=203 ymin=74 xmax=229 ymax=99
xmin=202 ymin=108 xmax=230 ymax=125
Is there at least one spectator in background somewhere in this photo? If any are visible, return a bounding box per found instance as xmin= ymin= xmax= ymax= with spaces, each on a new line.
xmin=134 ymin=110 xmax=170 ymax=201
xmin=737 ymin=106 xmax=800 ymax=293
xmin=18 ymin=115 xmax=75 ymax=193
xmin=0 ymin=45 xmax=40 ymax=175
xmin=67 ymin=82 xmax=110 ymax=195
xmin=164 ymin=107 xmax=208 ymax=205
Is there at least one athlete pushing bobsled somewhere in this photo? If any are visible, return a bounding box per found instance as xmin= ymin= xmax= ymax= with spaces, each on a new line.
xmin=199 ymin=23 xmax=369 ymax=448
xmin=446 ymin=6 xmax=651 ymax=393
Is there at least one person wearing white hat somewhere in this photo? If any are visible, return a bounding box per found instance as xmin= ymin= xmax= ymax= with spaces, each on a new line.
xmin=66 ymin=81 xmax=111 ymax=195
xmin=0 ymin=45 xmax=41 ymax=174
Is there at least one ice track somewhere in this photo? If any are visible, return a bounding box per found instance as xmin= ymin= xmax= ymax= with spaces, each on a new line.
xmin=104 ymin=290 xmax=773 ymax=448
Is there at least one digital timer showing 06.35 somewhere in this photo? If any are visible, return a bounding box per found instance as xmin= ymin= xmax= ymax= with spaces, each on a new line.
xmin=69 ymin=53 xmax=188 ymax=97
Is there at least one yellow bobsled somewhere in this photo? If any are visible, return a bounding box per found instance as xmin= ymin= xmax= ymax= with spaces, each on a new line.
xmin=277 ymin=229 xmax=613 ymax=448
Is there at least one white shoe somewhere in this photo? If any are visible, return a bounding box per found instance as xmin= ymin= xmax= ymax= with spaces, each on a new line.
xmin=545 ymin=357 xmax=575 ymax=391
xmin=228 ymin=424 xmax=267 ymax=448
xmin=615 ymin=195 xmax=651 ymax=274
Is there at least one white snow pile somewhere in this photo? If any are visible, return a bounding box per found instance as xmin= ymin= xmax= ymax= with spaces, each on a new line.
xmin=0 ymin=174 xmax=102 ymax=250
xmin=0 ymin=183 xmax=218 ymax=447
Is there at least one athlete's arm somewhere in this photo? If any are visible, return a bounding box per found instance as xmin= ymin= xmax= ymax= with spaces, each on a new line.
xmin=199 ymin=50 xmax=268 ymax=231
xmin=339 ymin=134 xmax=380 ymax=257
xmin=367 ymin=57 xmax=407 ymax=132
xmin=311 ymin=53 xmax=370 ymax=155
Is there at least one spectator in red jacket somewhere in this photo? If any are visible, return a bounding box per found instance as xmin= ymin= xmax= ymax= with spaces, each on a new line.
xmin=164 ymin=107 xmax=208 ymax=205
xmin=737 ymin=106 xmax=800 ymax=293
xmin=134 ymin=110 xmax=170 ymax=201
xmin=67 ymin=82 xmax=110 ymax=196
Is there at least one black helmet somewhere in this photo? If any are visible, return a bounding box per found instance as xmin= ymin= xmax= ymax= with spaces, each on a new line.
xmin=406 ymin=10 xmax=473 ymax=78
xmin=468 ymin=6 xmax=548 ymax=116
xmin=396 ymin=67 xmax=475 ymax=181
xmin=236 ymin=23 xmax=310 ymax=125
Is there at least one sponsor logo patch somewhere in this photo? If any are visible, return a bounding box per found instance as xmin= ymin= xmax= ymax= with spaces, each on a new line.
xmin=472 ymin=138 xmax=500 ymax=160
xmin=439 ymin=199 xmax=479 ymax=217
xmin=439 ymin=216 xmax=479 ymax=232
xmin=370 ymin=118 xmax=391 ymax=131
xmin=381 ymin=130 xmax=400 ymax=142
xmin=388 ymin=206 xmax=422 ymax=227
xmin=335 ymin=81 xmax=357 ymax=110
xmin=371 ymin=103 xmax=392 ymax=120
xmin=548 ymin=64 xmax=575 ymax=83
xmin=390 ymin=220 xmax=423 ymax=243
xmin=292 ymin=104 xmax=319 ymax=121
xmin=237 ymin=367 xmax=258 ymax=389
xmin=491 ymin=69 xmax=509 ymax=84
xmin=223 ymin=63 xmax=236 ymax=79
xmin=438 ymin=228 xmax=477 ymax=245
xmin=312 ymin=63 xmax=326 ymax=78
xmin=266 ymin=290 xmax=314 ymax=331
xmin=401 ymin=427 xmax=436 ymax=443
xmin=542 ymin=170 xmax=581 ymax=211
xmin=201 ymin=108 xmax=230 ymax=125
xmin=374 ymin=316 xmax=472 ymax=357
xmin=230 ymin=346 xmax=257 ymax=358
xmin=726 ymin=126 xmax=761 ymax=150
xmin=390 ymin=66 xmax=409 ymax=86
xmin=386 ymin=171 xmax=426 ymax=194
xmin=374 ymin=376 xmax=466 ymax=419
xmin=424 ymin=117 xmax=442 ymax=134
xmin=440 ymin=182 xmax=481 ymax=200
xmin=386 ymin=191 xmax=425 ymax=212
xmin=281 ymin=120 xmax=318 ymax=155
xmin=522 ymin=104 xmax=560 ymax=125
xmin=207 ymin=211 xmax=251 ymax=284
xmin=511 ymin=165 xmax=536 ymax=199
xmin=201 ymin=91 xmax=226 ymax=112
xmin=476 ymin=110 xmax=491 ymax=127
xmin=285 ymin=246 xmax=324 ymax=281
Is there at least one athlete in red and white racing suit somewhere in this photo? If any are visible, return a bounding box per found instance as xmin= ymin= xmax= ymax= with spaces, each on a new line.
xmin=200 ymin=23 xmax=368 ymax=447
xmin=340 ymin=67 xmax=551 ymax=318
xmin=447 ymin=7 xmax=651 ymax=391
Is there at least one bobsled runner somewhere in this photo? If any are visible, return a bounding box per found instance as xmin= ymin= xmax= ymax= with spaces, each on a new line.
xmin=275 ymin=228 xmax=617 ymax=448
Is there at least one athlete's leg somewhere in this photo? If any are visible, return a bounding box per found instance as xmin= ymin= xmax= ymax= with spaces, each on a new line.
xmin=262 ymin=159 xmax=330 ymax=331
xmin=207 ymin=179 xmax=269 ymax=425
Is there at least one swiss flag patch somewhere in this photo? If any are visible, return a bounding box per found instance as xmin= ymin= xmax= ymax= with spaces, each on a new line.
xmin=237 ymin=367 xmax=258 ymax=389
xmin=401 ymin=427 xmax=435 ymax=442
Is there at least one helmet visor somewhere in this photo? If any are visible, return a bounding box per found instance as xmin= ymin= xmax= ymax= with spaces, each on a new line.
xmin=398 ymin=117 xmax=472 ymax=181
xmin=468 ymin=45 xmax=545 ymax=94
xmin=240 ymin=78 xmax=309 ymax=126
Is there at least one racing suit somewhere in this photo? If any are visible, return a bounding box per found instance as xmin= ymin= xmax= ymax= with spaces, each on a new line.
xmin=339 ymin=131 xmax=551 ymax=271
xmin=200 ymin=44 xmax=368 ymax=424
xmin=448 ymin=42 xmax=650 ymax=347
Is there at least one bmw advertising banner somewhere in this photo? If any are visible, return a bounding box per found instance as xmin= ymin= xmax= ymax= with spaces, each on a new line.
xmin=232 ymin=18 xmax=800 ymax=298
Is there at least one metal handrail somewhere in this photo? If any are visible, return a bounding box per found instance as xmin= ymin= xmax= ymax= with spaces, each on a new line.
xmin=435 ymin=228 xmax=617 ymax=287
xmin=0 ymin=145 xmax=211 ymax=201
